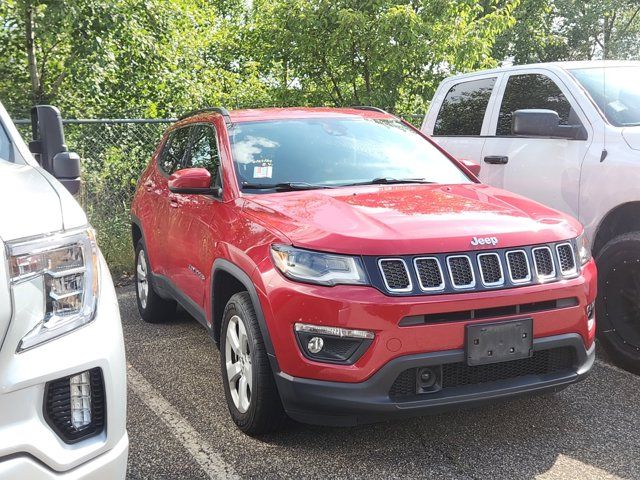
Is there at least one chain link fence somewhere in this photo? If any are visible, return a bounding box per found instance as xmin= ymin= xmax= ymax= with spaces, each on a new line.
xmin=15 ymin=118 xmax=174 ymax=277
xmin=14 ymin=112 xmax=424 ymax=277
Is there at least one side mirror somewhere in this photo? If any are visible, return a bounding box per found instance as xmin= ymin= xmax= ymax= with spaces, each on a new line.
xmin=512 ymin=109 xmax=587 ymax=140
xmin=29 ymin=105 xmax=81 ymax=194
xmin=459 ymin=158 xmax=481 ymax=176
xmin=52 ymin=152 xmax=81 ymax=194
xmin=169 ymin=168 xmax=220 ymax=195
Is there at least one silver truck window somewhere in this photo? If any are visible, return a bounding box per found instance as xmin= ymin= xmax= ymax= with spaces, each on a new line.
xmin=571 ymin=66 xmax=640 ymax=127
xmin=497 ymin=74 xmax=581 ymax=136
xmin=433 ymin=77 xmax=496 ymax=136
xmin=0 ymin=124 xmax=11 ymax=162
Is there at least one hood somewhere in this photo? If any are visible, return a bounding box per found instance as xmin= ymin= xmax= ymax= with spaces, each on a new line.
xmin=622 ymin=126 xmax=640 ymax=151
xmin=0 ymin=161 xmax=65 ymax=241
xmin=242 ymin=184 xmax=582 ymax=256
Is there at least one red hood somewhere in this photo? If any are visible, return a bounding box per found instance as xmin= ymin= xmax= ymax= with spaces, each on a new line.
xmin=241 ymin=184 xmax=582 ymax=256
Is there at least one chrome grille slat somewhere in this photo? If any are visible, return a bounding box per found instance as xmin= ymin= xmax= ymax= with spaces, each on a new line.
xmin=446 ymin=255 xmax=475 ymax=289
xmin=414 ymin=257 xmax=445 ymax=291
xmin=532 ymin=246 xmax=555 ymax=279
xmin=378 ymin=258 xmax=412 ymax=292
xmin=556 ymin=243 xmax=577 ymax=275
xmin=505 ymin=250 xmax=531 ymax=283
xmin=477 ymin=253 xmax=504 ymax=286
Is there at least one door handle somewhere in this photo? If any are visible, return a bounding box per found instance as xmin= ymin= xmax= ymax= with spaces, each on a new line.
xmin=144 ymin=180 xmax=154 ymax=191
xmin=169 ymin=198 xmax=179 ymax=208
xmin=484 ymin=155 xmax=509 ymax=165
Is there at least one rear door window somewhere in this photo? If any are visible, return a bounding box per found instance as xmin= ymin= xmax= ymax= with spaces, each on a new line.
xmin=159 ymin=127 xmax=190 ymax=175
xmin=496 ymin=73 xmax=581 ymax=136
xmin=433 ymin=77 xmax=496 ymax=136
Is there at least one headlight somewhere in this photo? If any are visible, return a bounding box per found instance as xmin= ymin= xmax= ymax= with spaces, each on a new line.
xmin=270 ymin=245 xmax=369 ymax=286
xmin=576 ymin=231 xmax=591 ymax=266
xmin=7 ymin=228 xmax=99 ymax=352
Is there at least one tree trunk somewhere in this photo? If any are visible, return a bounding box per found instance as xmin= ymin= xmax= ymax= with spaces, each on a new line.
xmin=24 ymin=2 xmax=41 ymax=104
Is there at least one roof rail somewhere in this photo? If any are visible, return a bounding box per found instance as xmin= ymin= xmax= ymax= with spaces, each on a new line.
xmin=178 ymin=107 xmax=232 ymax=124
xmin=350 ymin=106 xmax=391 ymax=115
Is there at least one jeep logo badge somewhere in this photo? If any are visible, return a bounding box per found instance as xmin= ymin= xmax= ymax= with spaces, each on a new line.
xmin=471 ymin=236 xmax=498 ymax=246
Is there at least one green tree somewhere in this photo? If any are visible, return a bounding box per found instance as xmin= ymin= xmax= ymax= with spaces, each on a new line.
xmin=251 ymin=0 xmax=518 ymax=116
xmin=494 ymin=0 xmax=640 ymax=62
xmin=0 ymin=0 xmax=263 ymax=118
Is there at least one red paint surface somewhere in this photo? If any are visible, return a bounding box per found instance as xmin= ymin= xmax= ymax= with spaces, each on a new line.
xmin=132 ymin=107 xmax=597 ymax=384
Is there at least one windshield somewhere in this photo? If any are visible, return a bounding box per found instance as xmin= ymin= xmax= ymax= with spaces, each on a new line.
xmin=570 ymin=66 xmax=640 ymax=127
xmin=229 ymin=118 xmax=470 ymax=192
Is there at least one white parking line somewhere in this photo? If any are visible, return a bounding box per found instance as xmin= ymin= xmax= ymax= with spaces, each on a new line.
xmin=127 ymin=364 xmax=239 ymax=480
xmin=536 ymin=454 xmax=623 ymax=479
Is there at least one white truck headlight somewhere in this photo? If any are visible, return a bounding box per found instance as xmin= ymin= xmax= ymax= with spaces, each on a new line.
xmin=576 ymin=231 xmax=591 ymax=266
xmin=271 ymin=244 xmax=369 ymax=286
xmin=8 ymin=228 xmax=99 ymax=352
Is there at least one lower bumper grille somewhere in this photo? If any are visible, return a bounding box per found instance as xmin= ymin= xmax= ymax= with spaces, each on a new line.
xmin=44 ymin=368 xmax=106 ymax=443
xmin=389 ymin=347 xmax=575 ymax=400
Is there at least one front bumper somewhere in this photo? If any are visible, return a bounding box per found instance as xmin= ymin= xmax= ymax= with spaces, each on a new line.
xmin=0 ymin=434 xmax=127 ymax=480
xmin=257 ymin=260 xmax=597 ymax=383
xmin=275 ymin=333 xmax=595 ymax=426
xmin=0 ymin=255 xmax=128 ymax=477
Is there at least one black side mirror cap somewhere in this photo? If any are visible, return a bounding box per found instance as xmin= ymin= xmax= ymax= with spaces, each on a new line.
xmin=512 ymin=109 xmax=587 ymax=140
xmin=30 ymin=105 xmax=82 ymax=194
xmin=53 ymin=151 xmax=81 ymax=194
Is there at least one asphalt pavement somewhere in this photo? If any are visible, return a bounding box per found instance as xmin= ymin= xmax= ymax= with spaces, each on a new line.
xmin=118 ymin=285 xmax=640 ymax=479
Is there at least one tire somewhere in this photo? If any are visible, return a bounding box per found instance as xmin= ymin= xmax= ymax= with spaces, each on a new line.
xmin=220 ymin=292 xmax=286 ymax=435
xmin=135 ymin=240 xmax=176 ymax=323
xmin=596 ymin=232 xmax=640 ymax=374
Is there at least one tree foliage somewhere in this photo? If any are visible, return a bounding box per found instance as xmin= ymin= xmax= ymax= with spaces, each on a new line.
xmin=494 ymin=0 xmax=640 ymax=62
xmin=2 ymin=0 xmax=638 ymax=119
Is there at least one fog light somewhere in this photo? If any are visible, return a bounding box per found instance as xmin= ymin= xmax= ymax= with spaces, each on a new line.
xmin=294 ymin=323 xmax=375 ymax=365
xmin=307 ymin=337 xmax=324 ymax=354
xmin=70 ymin=371 xmax=92 ymax=429
xmin=44 ymin=368 xmax=105 ymax=444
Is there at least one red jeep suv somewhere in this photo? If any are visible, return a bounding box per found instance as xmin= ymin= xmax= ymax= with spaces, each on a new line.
xmin=131 ymin=106 xmax=596 ymax=434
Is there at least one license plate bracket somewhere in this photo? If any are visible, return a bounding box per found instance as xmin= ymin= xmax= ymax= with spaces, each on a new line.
xmin=466 ymin=318 xmax=533 ymax=366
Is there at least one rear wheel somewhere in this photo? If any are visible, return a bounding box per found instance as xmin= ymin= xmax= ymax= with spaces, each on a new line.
xmin=596 ymin=232 xmax=640 ymax=373
xmin=220 ymin=292 xmax=286 ymax=435
xmin=135 ymin=240 xmax=176 ymax=323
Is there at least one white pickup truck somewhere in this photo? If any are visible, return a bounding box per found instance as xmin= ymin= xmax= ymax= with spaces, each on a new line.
xmin=0 ymin=103 xmax=127 ymax=478
xmin=422 ymin=60 xmax=640 ymax=373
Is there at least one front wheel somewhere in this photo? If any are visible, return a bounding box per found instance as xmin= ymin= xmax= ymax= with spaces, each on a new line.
xmin=596 ymin=232 xmax=640 ymax=373
xmin=135 ymin=240 xmax=176 ymax=323
xmin=220 ymin=292 xmax=286 ymax=435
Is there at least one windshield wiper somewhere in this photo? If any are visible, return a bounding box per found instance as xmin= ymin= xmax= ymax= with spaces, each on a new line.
xmin=241 ymin=181 xmax=333 ymax=191
xmin=341 ymin=177 xmax=434 ymax=187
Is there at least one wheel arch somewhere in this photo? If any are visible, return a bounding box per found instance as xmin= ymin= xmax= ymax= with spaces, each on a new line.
xmin=593 ymin=202 xmax=640 ymax=257
xmin=211 ymin=259 xmax=279 ymax=372
xmin=131 ymin=216 xmax=143 ymax=250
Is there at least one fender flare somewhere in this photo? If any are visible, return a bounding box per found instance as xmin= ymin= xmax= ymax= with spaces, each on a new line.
xmin=131 ymin=214 xmax=144 ymax=246
xmin=211 ymin=258 xmax=280 ymax=372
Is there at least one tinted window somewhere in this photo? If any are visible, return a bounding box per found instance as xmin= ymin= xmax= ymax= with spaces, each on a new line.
xmin=160 ymin=127 xmax=190 ymax=175
xmin=0 ymin=124 xmax=12 ymax=162
xmin=497 ymin=74 xmax=579 ymax=135
xmin=230 ymin=118 xmax=470 ymax=191
xmin=433 ymin=77 xmax=496 ymax=136
xmin=187 ymin=125 xmax=220 ymax=182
